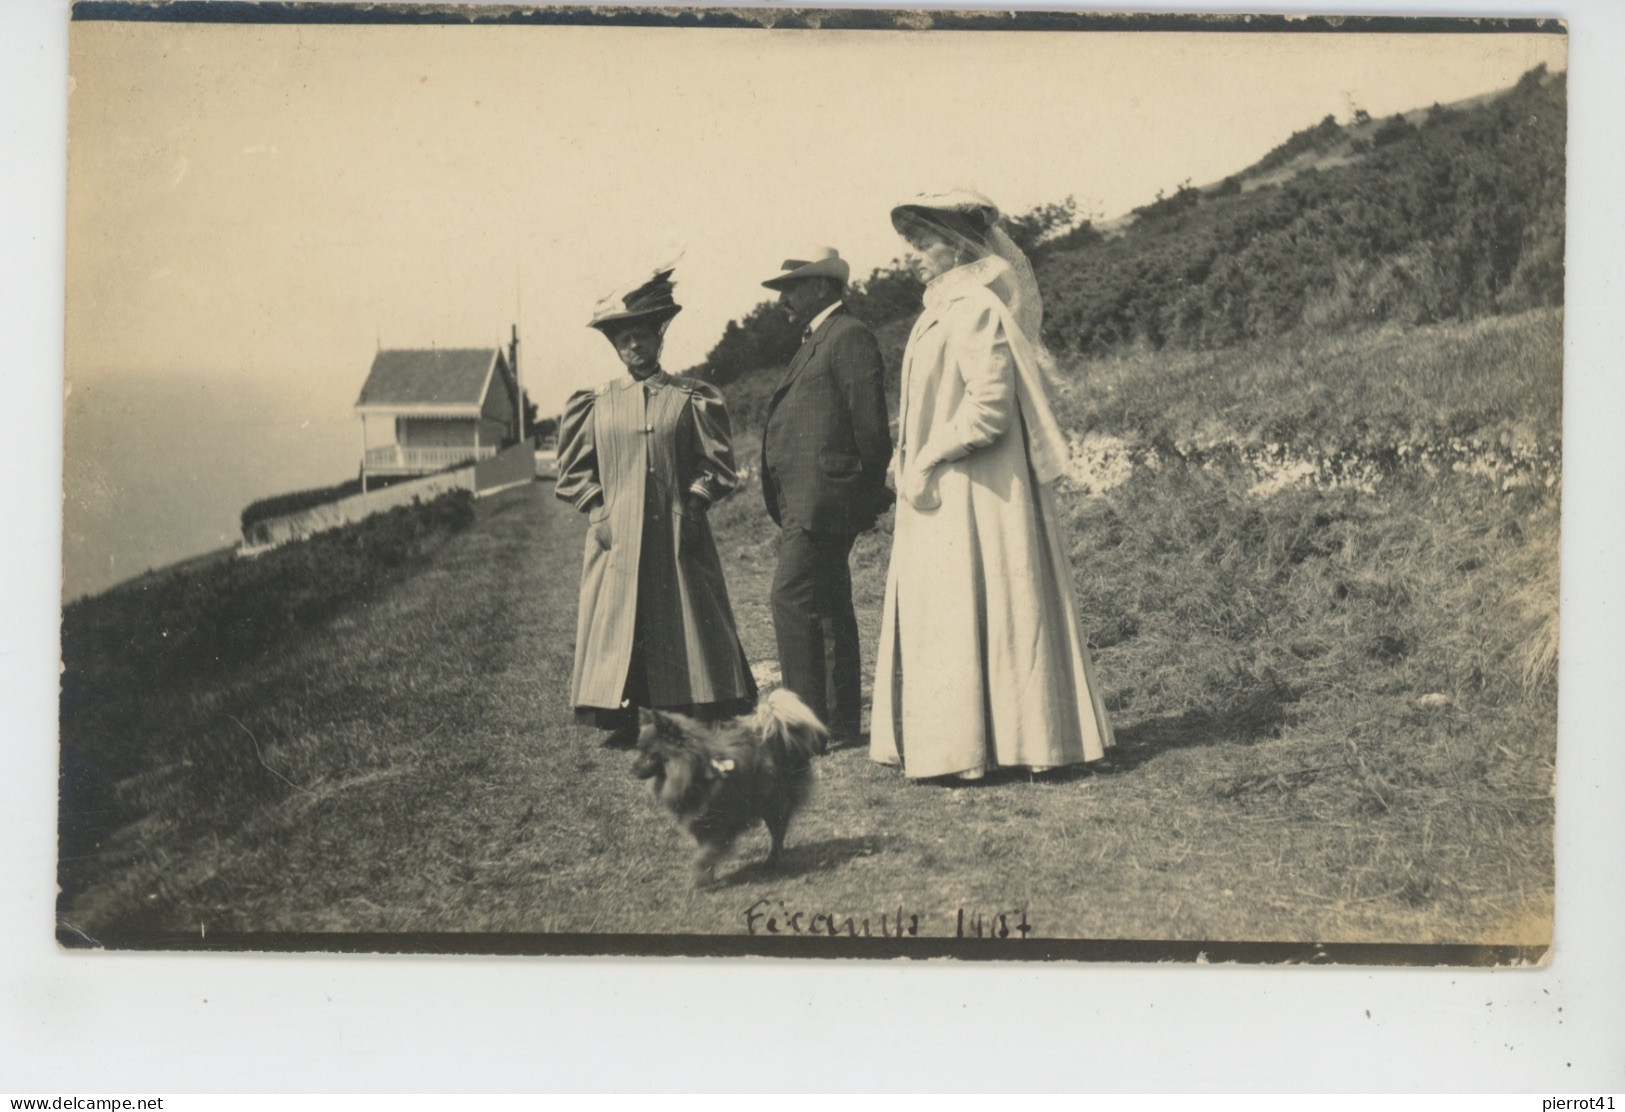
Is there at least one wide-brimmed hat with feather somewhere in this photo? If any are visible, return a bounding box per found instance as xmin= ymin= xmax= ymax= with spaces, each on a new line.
xmin=588 ymin=266 xmax=683 ymax=335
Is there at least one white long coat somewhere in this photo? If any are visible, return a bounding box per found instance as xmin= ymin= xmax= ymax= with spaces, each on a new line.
xmin=870 ymin=258 xmax=1114 ymax=778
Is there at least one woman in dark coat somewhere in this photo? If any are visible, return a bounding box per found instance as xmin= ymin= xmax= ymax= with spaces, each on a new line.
xmin=556 ymin=267 xmax=757 ymax=744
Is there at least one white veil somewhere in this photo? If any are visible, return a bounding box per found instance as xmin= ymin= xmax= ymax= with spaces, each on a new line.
xmin=892 ymin=190 xmax=1072 ymax=483
xmin=983 ymin=223 xmax=1070 ymax=397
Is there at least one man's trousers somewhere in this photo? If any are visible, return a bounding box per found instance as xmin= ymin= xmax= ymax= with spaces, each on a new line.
xmin=770 ymin=526 xmax=862 ymax=738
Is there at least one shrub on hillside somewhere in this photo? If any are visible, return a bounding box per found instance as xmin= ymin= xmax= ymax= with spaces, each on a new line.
xmin=697 ymin=301 xmax=801 ymax=385
xmin=58 ymin=488 xmax=479 ymax=906
xmin=1003 ymin=195 xmax=1082 ymax=254
xmin=243 ymin=476 xmax=383 ymax=533
xmin=1037 ymin=69 xmax=1565 ymax=354
xmin=1252 ymin=113 xmax=1346 ymax=176
xmin=1422 ymin=103 xmax=1460 ymax=130
xmin=846 ymin=261 xmax=924 ymax=325
xmin=1372 ymin=113 xmax=1417 ymax=147
xmin=241 ymin=462 xmax=470 ymax=534
xmin=1131 ymin=181 xmax=1203 ymax=223
xmin=66 ymin=490 xmax=477 ymax=701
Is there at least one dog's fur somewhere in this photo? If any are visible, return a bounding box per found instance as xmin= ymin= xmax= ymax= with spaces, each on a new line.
xmin=631 ymin=688 xmax=829 ymax=887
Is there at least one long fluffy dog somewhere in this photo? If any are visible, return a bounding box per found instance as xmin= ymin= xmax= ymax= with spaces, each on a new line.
xmin=631 ymin=688 xmax=829 ymax=887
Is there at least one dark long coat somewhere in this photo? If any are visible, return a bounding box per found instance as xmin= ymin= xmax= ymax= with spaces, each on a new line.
xmin=760 ymin=307 xmax=894 ymax=535
xmin=556 ymin=372 xmax=756 ymax=716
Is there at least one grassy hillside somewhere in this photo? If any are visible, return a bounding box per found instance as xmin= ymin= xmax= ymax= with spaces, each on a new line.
xmin=716 ymin=308 xmax=1559 ymax=942
xmin=58 ymin=308 xmax=1557 ymax=945
xmin=58 ymin=491 xmax=477 ymax=914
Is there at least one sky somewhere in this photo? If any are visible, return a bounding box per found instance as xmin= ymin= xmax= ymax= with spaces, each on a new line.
xmin=65 ymin=21 xmax=1568 ymax=419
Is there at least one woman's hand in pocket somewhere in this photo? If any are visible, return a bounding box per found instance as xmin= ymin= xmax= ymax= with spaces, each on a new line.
xmin=899 ymin=459 xmax=940 ymax=511
xmin=588 ymin=511 xmax=612 ymax=550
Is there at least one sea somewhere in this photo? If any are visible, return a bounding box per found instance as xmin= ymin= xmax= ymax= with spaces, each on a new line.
xmin=61 ymin=372 xmax=360 ymax=602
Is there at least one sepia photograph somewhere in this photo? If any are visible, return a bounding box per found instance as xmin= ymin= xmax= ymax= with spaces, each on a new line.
xmin=55 ymin=4 xmax=1568 ymax=961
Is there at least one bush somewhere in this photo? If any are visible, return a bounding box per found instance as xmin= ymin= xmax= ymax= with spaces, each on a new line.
xmin=67 ymin=489 xmax=477 ymax=696
xmin=241 ymin=464 xmax=467 ymax=534
xmin=1252 ymin=113 xmax=1345 ymax=175
xmin=1003 ymin=195 xmax=1081 ymax=254
xmin=1035 ymin=67 xmax=1564 ymax=354
xmin=1372 ymin=113 xmax=1416 ymax=147
xmin=59 ymin=488 xmax=480 ymax=888
xmin=846 ymin=261 xmax=923 ymax=324
xmin=1131 ymin=181 xmax=1202 ymax=223
xmin=697 ymin=300 xmax=801 ymax=385
xmin=242 ymin=478 xmax=368 ymax=532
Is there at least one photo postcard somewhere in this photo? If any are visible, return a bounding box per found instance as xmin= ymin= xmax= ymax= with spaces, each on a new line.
xmin=57 ymin=3 xmax=1566 ymax=963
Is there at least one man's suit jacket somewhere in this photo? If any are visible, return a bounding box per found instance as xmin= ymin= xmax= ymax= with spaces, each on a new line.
xmin=760 ymin=306 xmax=893 ymax=535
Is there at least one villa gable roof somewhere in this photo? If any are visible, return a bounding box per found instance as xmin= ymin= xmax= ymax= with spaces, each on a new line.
xmin=355 ymin=348 xmax=504 ymax=415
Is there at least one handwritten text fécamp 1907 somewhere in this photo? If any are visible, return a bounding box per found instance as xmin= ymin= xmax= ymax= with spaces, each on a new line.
xmin=743 ymin=899 xmax=1033 ymax=939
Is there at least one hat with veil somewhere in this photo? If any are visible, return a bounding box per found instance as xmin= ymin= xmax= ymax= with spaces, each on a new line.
xmin=890 ymin=189 xmax=1073 ymax=485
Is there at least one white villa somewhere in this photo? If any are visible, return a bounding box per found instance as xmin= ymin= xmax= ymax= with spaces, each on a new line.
xmin=355 ymin=337 xmax=521 ymax=484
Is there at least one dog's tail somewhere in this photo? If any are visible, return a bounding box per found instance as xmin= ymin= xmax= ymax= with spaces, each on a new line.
xmin=754 ymin=687 xmax=830 ymax=761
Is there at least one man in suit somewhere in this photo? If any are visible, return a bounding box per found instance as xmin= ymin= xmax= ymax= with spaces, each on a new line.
xmin=759 ymin=247 xmax=893 ymax=743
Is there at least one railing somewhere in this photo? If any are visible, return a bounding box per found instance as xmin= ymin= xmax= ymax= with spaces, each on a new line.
xmin=364 ymin=444 xmax=498 ymax=473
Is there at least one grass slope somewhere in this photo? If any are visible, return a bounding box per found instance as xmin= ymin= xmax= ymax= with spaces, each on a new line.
xmin=60 ymin=313 xmax=1557 ymax=945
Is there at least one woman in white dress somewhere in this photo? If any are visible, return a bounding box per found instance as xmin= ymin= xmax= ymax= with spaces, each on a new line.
xmin=870 ymin=190 xmax=1114 ymax=782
